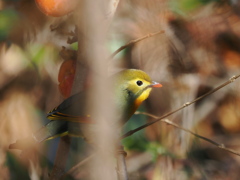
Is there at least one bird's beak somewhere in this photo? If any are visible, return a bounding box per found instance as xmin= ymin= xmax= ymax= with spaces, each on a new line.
xmin=150 ymin=81 xmax=162 ymax=88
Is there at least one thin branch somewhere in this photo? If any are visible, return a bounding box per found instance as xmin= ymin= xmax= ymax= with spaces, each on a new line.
xmin=60 ymin=154 xmax=96 ymax=179
xmin=122 ymin=74 xmax=240 ymax=139
xmin=138 ymin=113 xmax=240 ymax=156
xmin=110 ymin=30 xmax=165 ymax=59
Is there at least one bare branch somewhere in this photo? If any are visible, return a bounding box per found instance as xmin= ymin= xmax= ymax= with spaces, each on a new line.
xmin=110 ymin=30 xmax=165 ymax=59
xmin=116 ymin=146 xmax=128 ymax=180
xmin=137 ymin=112 xmax=240 ymax=156
xmin=60 ymin=154 xmax=96 ymax=179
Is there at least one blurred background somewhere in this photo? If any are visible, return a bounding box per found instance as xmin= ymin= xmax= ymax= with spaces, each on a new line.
xmin=1 ymin=0 xmax=240 ymax=179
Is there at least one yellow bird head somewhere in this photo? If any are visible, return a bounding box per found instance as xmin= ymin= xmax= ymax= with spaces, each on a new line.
xmin=114 ymin=69 xmax=162 ymax=121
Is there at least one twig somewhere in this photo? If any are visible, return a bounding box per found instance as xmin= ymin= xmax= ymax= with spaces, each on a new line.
xmin=60 ymin=154 xmax=96 ymax=179
xmin=110 ymin=30 xmax=165 ymax=59
xmin=122 ymin=74 xmax=240 ymax=139
xmin=139 ymin=114 xmax=240 ymax=156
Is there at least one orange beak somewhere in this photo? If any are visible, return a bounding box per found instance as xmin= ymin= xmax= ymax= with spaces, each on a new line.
xmin=150 ymin=81 xmax=162 ymax=88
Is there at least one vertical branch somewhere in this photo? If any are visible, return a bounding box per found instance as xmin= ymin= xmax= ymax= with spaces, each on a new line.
xmin=65 ymin=0 xmax=122 ymax=179
xmin=85 ymin=0 xmax=116 ymax=179
xmin=51 ymin=0 xmax=124 ymax=179
xmin=116 ymin=146 xmax=128 ymax=180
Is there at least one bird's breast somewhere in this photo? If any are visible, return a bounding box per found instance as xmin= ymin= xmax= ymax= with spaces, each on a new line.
xmin=133 ymin=88 xmax=152 ymax=110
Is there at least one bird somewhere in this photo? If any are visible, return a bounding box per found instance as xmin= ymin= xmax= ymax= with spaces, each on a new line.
xmin=9 ymin=69 xmax=162 ymax=149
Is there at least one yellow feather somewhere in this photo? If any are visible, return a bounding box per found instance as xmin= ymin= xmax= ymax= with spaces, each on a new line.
xmin=134 ymin=88 xmax=152 ymax=109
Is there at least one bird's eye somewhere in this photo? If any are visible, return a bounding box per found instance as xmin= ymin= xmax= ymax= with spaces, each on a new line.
xmin=136 ymin=80 xmax=143 ymax=86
